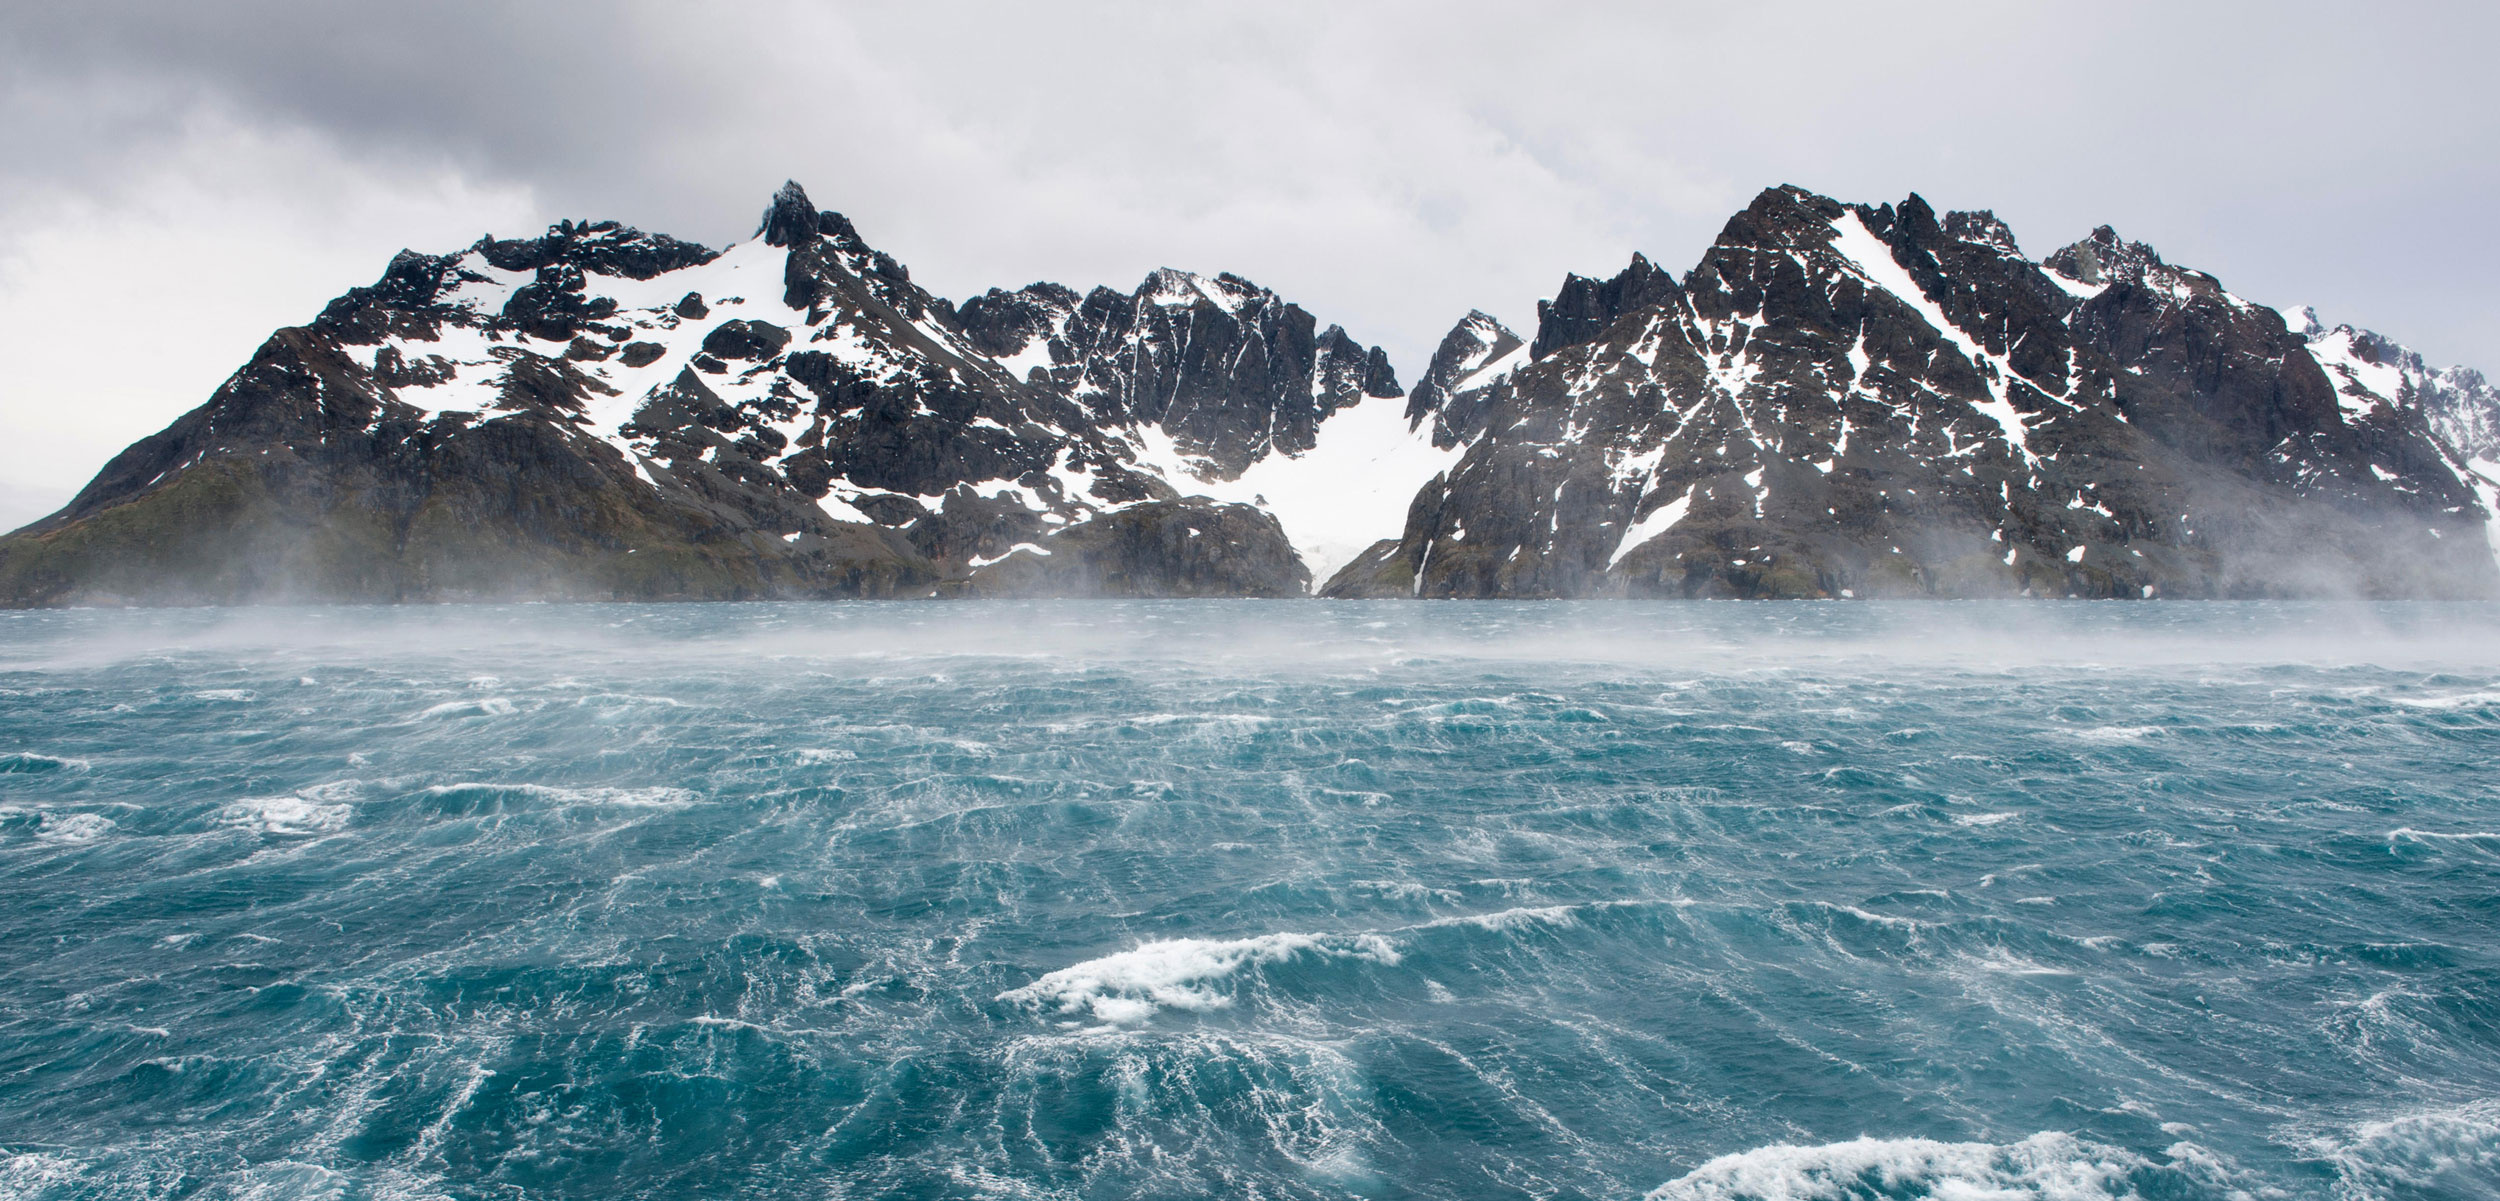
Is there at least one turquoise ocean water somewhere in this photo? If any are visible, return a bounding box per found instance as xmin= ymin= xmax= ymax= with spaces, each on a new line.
xmin=1 ymin=601 xmax=2496 ymax=1200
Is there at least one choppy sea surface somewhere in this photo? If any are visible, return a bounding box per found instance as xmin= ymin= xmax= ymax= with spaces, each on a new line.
xmin=2 ymin=601 xmax=2498 ymax=1201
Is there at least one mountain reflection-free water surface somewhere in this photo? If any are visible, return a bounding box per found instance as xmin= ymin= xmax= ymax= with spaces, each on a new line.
xmin=2 ymin=601 xmax=2497 ymax=1201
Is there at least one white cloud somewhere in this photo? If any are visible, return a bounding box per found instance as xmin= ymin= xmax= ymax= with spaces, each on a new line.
xmin=0 ymin=106 xmax=536 ymax=531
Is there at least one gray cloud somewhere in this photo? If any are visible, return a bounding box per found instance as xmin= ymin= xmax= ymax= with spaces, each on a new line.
xmin=3 ymin=0 xmax=2495 ymax=526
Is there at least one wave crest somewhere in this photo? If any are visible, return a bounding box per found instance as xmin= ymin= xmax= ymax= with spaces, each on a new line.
xmin=35 ymin=812 xmax=115 ymax=843
xmin=0 ymin=751 xmax=89 ymax=774
xmin=219 ymin=795 xmax=353 ymax=836
xmin=1000 ymin=931 xmax=1401 ymax=1025
xmin=1643 ymin=1132 xmax=2215 ymax=1201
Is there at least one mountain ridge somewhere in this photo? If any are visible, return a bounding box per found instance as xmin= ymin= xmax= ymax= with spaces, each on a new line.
xmin=3 ymin=180 xmax=2493 ymax=605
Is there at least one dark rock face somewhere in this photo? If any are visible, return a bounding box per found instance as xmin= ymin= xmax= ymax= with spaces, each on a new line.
xmin=5 ymin=178 xmax=2493 ymax=606
xmin=700 ymin=319 xmax=791 ymax=361
xmin=958 ymin=268 xmax=1403 ymax=477
xmin=1329 ymin=185 xmax=2494 ymax=600
xmin=2291 ymin=305 xmax=2500 ymax=463
xmin=956 ymin=500 xmax=1309 ymax=598
xmin=1405 ymin=310 xmax=1523 ymax=447
xmin=0 ymin=331 xmax=933 ymax=606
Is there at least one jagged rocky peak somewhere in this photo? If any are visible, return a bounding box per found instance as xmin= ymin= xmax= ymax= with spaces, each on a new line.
xmin=1140 ymin=266 xmax=1257 ymax=312
xmin=1326 ymin=181 xmax=2495 ymax=602
xmin=955 ymin=265 xmax=1402 ymax=478
xmin=954 ymin=282 xmax=1083 ymax=376
xmin=1530 ymin=252 xmax=1680 ymax=361
xmin=2295 ymin=307 xmax=2500 ymax=465
xmin=1406 ymin=310 xmax=1524 ymax=445
xmin=2041 ymin=225 xmax=2200 ymax=297
xmin=1940 ymin=209 xmax=2022 ymax=256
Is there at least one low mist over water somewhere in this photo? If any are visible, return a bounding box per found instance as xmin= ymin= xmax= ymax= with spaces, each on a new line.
xmin=3 ymin=602 xmax=2497 ymax=1199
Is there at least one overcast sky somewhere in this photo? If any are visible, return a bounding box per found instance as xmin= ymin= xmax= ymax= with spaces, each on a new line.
xmin=2 ymin=1 xmax=2493 ymax=531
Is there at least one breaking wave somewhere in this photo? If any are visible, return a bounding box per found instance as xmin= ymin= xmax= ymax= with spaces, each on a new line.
xmin=0 ymin=751 xmax=87 ymax=774
xmin=218 ymin=794 xmax=353 ymax=836
xmin=1643 ymin=1133 xmax=2230 ymax=1201
xmin=1001 ymin=931 xmax=1401 ymax=1025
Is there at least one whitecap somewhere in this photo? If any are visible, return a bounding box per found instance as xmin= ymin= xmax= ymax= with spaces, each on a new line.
xmin=1644 ymin=1131 xmax=2198 ymax=1200
xmin=2390 ymin=827 xmax=2500 ymax=845
xmin=1128 ymin=713 xmax=1275 ymax=729
xmin=2387 ymin=689 xmax=2500 ymax=710
xmin=417 ymin=697 xmax=517 ymax=719
xmin=191 ymin=689 xmax=255 ymax=703
xmin=35 ymin=812 xmax=115 ymax=843
xmin=589 ymin=788 xmax=699 ymax=809
xmin=1814 ymin=902 xmax=1928 ymax=931
xmin=219 ymin=795 xmax=352 ymax=836
xmin=1350 ymin=879 xmax=1463 ymax=904
xmin=1418 ymin=904 xmax=1583 ymax=933
xmin=419 ymin=782 xmax=699 ymax=811
xmin=1953 ymin=812 xmax=2018 ymax=827
xmin=0 ymin=1153 xmax=89 ymax=1195
xmin=795 ymin=748 xmax=857 ymax=764
xmin=2065 ymin=725 xmax=2161 ymax=743
xmin=999 ymin=931 xmax=1400 ymax=1025
xmin=2319 ymin=1097 xmax=2500 ymax=1198
xmin=0 ymin=751 xmax=89 ymax=774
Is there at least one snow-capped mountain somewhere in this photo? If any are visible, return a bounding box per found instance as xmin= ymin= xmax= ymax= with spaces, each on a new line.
xmin=1 ymin=181 xmax=2493 ymax=604
xmin=1326 ymin=189 xmax=2493 ymax=599
xmin=0 ymin=183 xmax=1437 ymax=603
xmin=2287 ymin=305 xmax=2500 ymax=558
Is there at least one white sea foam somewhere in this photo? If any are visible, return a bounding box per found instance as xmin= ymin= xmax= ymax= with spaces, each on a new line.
xmin=2389 ymin=827 xmax=2500 ymax=845
xmin=1128 ymin=712 xmax=1274 ymax=728
xmin=2387 ymin=689 xmax=2500 ymax=710
xmin=795 ymin=748 xmax=857 ymax=764
xmin=0 ymin=751 xmax=89 ymax=773
xmin=0 ymin=1152 xmax=88 ymax=1195
xmin=1816 ymin=902 xmax=1929 ymax=931
xmin=191 ymin=689 xmax=255 ymax=703
xmin=219 ymin=794 xmax=353 ymax=836
xmin=1644 ymin=1131 xmax=2183 ymax=1200
xmin=1953 ymin=812 xmax=2018 ymax=827
xmin=35 ymin=812 xmax=115 ymax=843
xmin=1350 ymin=879 xmax=1462 ymax=904
xmin=417 ymin=697 xmax=517 ymax=719
xmin=2320 ymin=1097 xmax=2500 ymax=1198
xmin=1419 ymin=904 xmax=1584 ymax=933
xmin=1000 ymin=931 xmax=1400 ymax=1025
xmin=420 ymin=782 xmax=700 ymax=810
xmin=2065 ymin=725 xmax=2161 ymax=743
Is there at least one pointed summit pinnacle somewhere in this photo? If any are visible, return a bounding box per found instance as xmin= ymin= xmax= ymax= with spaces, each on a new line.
xmin=759 ymin=180 xmax=819 ymax=247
